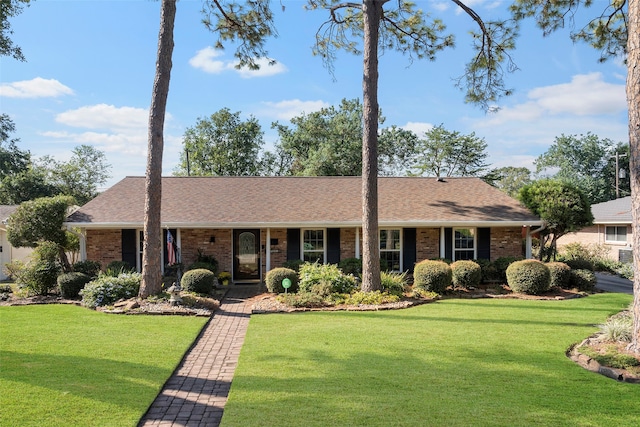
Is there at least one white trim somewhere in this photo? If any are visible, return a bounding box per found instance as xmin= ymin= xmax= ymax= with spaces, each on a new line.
xmin=440 ymin=227 xmax=445 ymax=258
xmin=453 ymin=227 xmax=477 ymax=261
xmin=604 ymin=225 xmax=628 ymax=244
xmin=379 ymin=228 xmax=402 ymax=272
xmin=266 ymin=227 xmax=271 ymax=273
xmin=355 ymin=227 xmax=360 ymax=259
xmin=301 ymin=228 xmax=326 ymax=263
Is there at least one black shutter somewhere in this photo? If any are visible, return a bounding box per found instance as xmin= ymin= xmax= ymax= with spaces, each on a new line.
xmin=287 ymin=229 xmax=301 ymax=261
xmin=327 ymin=228 xmax=341 ymax=264
xmin=403 ymin=228 xmax=417 ymax=272
xmin=444 ymin=228 xmax=453 ymax=261
xmin=121 ymin=229 xmax=137 ymax=269
xmin=477 ymin=228 xmax=491 ymax=260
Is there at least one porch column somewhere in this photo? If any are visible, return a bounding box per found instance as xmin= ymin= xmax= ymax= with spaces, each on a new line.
xmin=355 ymin=227 xmax=360 ymax=259
xmin=440 ymin=227 xmax=445 ymax=258
xmin=525 ymin=226 xmax=532 ymax=259
xmin=266 ymin=227 xmax=271 ymax=273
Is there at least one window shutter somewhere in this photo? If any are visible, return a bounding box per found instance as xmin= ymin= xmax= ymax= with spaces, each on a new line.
xmin=477 ymin=228 xmax=491 ymax=260
xmin=287 ymin=229 xmax=301 ymax=261
xmin=327 ymin=228 xmax=341 ymax=264
xmin=403 ymin=228 xmax=417 ymax=272
xmin=121 ymin=229 xmax=137 ymax=269
xmin=444 ymin=228 xmax=453 ymax=260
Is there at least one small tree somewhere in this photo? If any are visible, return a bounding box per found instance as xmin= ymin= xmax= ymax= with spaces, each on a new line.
xmin=518 ymin=180 xmax=593 ymax=261
xmin=6 ymin=195 xmax=75 ymax=271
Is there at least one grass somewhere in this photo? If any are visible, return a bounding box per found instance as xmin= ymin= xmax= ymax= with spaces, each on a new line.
xmin=0 ymin=304 xmax=208 ymax=427
xmin=221 ymin=293 xmax=640 ymax=427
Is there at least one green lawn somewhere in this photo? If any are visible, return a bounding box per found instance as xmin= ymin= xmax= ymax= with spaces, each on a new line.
xmin=221 ymin=293 xmax=639 ymax=427
xmin=0 ymin=305 xmax=208 ymax=427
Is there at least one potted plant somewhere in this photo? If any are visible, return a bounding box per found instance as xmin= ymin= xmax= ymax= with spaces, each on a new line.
xmin=218 ymin=271 xmax=232 ymax=286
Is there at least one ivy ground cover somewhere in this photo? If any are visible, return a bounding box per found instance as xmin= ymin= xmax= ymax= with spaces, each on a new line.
xmin=0 ymin=305 xmax=207 ymax=427
xmin=222 ymin=293 xmax=639 ymax=427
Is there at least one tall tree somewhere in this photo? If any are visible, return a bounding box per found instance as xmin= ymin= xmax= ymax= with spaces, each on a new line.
xmin=139 ymin=0 xmax=176 ymax=298
xmin=0 ymin=114 xmax=30 ymax=180
xmin=0 ymin=0 xmax=30 ymax=61
xmin=535 ymin=133 xmax=628 ymax=204
xmin=409 ymin=124 xmax=489 ymax=178
xmin=512 ymin=0 xmax=640 ymax=353
xmin=483 ymin=166 xmax=532 ymax=198
xmin=175 ymin=108 xmax=265 ymax=176
xmin=519 ymin=180 xmax=594 ymax=262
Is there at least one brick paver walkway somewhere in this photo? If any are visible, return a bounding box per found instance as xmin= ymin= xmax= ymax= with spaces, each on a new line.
xmin=138 ymin=285 xmax=259 ymax=427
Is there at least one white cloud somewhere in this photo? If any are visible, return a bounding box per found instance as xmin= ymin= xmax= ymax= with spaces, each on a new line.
xmin=41 ymin=130 xmax=147 ymax=156
xmin=257 ymin=99 xmax=330 ymax=121
xmin=401 ymin=121 xmax=434 ymax=137
xmin=0 ymin=77 xmax=74 ymax=98
xmin=189 ymin=47 xmax=287 ymax=78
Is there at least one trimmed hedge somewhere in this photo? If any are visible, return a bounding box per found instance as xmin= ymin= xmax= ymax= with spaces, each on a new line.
xmin=57 ymin=272 xmax=92 ymax=299
xmin=181 ymin=268 xmax=216 ymax=294
xmin=546 ymin=262 xmax=572 ymax=289
xmin=570 ymin=269 xmax=597 ymax=292
xmin=506 ymin=260 xmax=551 ymax=295
xmin=413 ymin=260 xmax=452 ymax=294
xmin=451 ymin=260 xmax=482 ymax=288
xmin=265 ymin=267 xmax=299 ymax=294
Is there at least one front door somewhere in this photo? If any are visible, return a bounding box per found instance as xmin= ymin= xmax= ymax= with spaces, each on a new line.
xmin=233 ymin=229 xmax=260 ymax=281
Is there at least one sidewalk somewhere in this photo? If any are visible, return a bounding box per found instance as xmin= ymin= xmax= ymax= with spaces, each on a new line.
xmin=138 ymin=285 xmax=259 ymax=427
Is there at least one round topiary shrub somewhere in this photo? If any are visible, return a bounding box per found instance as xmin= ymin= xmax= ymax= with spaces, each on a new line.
xmin=265 ymin=267 xmax=298 ymax=293
xmin=546 ymin=262 xmax=571 ymax=289
xmin=57 ymin=272 xmax=92 ymax=299
xmin=506 ymin=260 xmax=551 ymax=295
xmin=181 ymin=268 xmax=216 ymax=294
xmin=450 ymin=260 xmax=482 ymax=288
xmin=413 ymin=260 xmax=452 ymax=294
xmin=569 ymin=269 xmax=597 ymax=292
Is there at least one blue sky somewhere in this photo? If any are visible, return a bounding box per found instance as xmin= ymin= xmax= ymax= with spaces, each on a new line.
xmin=1 ymin=0 xmax=629 ymax=188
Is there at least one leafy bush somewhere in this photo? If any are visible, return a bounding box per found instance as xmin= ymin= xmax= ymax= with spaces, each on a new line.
xmin=105 ymin=260 xmax=136 ymax=276
xmin=2 ymin=259 xmax=24 ymax=280
xmin=218 ymin=271 xmax=232 ymax=284
xmin=298 ymin=262 xmax=357 ymax=294
xmin=265 ymin=267 xmax=298 ymax=293
xmin=451 ymin=260 xmax=482 ymax=288
xmin=72 ymin=260 xmax=101 ymax=278
xmin=339 ymin=258 xmax=362 ymax=276
xmin=187 ymin=261 xmax=218 ymax=273
xmin=563 ymin=258 xmax=594 ymax=271
xmin=80 ymin=273 xmax=141 ymax=308
xmin=181 ymin=268 xmax=216 ymax=294
xmin=344 ymin=290 xmax=400 ymax=305
xmin=413 ymin=260 xmax=452 ymax=294
xmin=599 ymin=313 xmax=633 ymax=343
xmin=569 ymin=269 xmax=597 ymax=292
xmin=276 ymin=291 xmax=329 ymax=308
xmin=546 ymin=262 xmax=571 ymax=289
xmin=57 ymin=272 xmax=92 ymax=299
xmin=506 ymin=260 xmax=551 ymax=295
xmin=15 ymin=241 xmax=61 ymax=296
xmin=493 ymin=256 xmax=522 ymax=281
xmin=560 ymin=242 xmax=609 ymax=264
xmin=380 ymin=271 xmax=407 ymax=296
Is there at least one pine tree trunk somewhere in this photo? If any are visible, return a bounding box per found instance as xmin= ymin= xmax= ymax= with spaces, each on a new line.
xmin=139 ymin=0 xmax=176 ymax=298
xmin=628 ymin=0 xmax=640 ymax=353
xmin=360 ymin=0 xmax=383 ymax=292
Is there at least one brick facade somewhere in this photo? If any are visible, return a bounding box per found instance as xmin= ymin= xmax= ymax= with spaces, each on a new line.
xmin=489 ymin=227 xmax=524 ymax=260
xmin=416 ymin=228 xmax=440 ymax=261
xmin=86 ymin=229 xmax=122 ymax=268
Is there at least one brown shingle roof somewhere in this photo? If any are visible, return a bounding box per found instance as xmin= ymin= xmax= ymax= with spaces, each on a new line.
xmin=66 ymin=176 xmax=540 ymax=227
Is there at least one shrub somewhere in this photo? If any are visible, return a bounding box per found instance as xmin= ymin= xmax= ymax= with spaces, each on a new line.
xmin=2 ymin=259 xmax=24 ymax=280
xmin=105 ymin=260 xmax=136 ymax=276
xmin=564 ymin=258 xmax=594 ymax=271
xmin=380 ymin=271 xmax=407 ymax=296
xmin=451 ymin=260 xmax=482 ymax=288
xmin=57 ymin=272 xmax=92 ymax=299
xmin=506 ymin=260 xmax=551 ymax=295
xmin=569 ymin=269 xmax=597 ymax=292
xmin=181 ymin=268 xmax=216 ymax=294
xmin=80 ymin=273 xmax=141 ymax=308
xmin=276 ymin=291 xmax=328 ymax=308
xmin=188 ymin=250 xmax=218 ymax=274
xmin=474 ymin=259 xmax=500 ymax=283
xmin=218 ymin=271 xmax=232 ymax=284
xmin=413 ymin=260 xmax=452 ymax=294
xmin=494 ymin=256 xmax=522 ymax=281
xmin=265 ymin=267 xmax=298 ymax=293
xmin=298 ymin=262 xmax=357 ymax=294
xmin=339 ymin=258 xmax=362 ymax=276
xmin=546 ymin=262 xmax=572 ymax=289
xmin=344 ymin=290 xmax=400 ymax=305
xmin=15 ymin=241 xmax=61 ymax=296
xmin=72 ymin=260 xmax=101 ymax=278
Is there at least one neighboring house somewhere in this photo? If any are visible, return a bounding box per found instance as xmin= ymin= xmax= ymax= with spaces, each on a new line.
xmin=0 ymin=206 xmax=33 ymax=281
xmin=65 ymin=176 xmax=542 ymax=283
xmin=558 ymin=196 xmax=633 ymax=262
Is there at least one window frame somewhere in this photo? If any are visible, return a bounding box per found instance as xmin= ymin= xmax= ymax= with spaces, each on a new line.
xmin=379 ymin=228 xmax=402 ymax=271
xmin=301 ymin=228 xmax=326 ymax=263
xmin=453 ymin=227 xmax=476 ymax=261
xmin=605 ymin=225 xmax=628 ymax=244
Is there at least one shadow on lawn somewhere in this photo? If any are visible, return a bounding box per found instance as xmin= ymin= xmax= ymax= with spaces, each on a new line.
xmin=0 ymin=349 xmax=171 ymax=411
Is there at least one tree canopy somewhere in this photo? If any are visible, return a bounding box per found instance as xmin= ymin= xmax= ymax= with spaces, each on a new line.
xmin=0 ymin=0 xmax=30 ymax=61
xmin=483 ymin=166 xmax=532 ymax=198
xmin=519 ymin=179 xmax=593 ymax=261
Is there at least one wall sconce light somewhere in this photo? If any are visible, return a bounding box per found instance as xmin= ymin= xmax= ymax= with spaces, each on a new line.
xmin=270 ymin=238 xmax=278 ymax=246
xmin=209 ymin=236 xmax=215 ymax=243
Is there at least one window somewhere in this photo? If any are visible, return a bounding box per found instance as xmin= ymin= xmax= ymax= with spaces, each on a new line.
xmin=380 ymin=229 xmax=401 ymax=271
xmin=605 ymin=226 xmax=627 ymax=243
xmin=454 ymin=228 xmax=475 ymax=260
xmin=302 ymin=229 xmax=324 ymax=263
